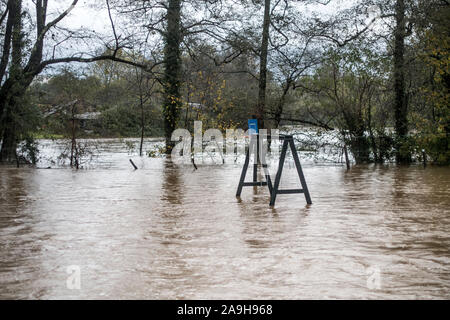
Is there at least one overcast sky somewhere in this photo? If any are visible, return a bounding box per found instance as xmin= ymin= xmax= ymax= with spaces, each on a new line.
xmin=57 ymin=0 xmax=360 ymax=33
xmin=58 ymin=1 xmax=111 ymax=34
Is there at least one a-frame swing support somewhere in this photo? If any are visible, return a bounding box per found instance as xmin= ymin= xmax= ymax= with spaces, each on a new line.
xmin=236 ymin=134 xmax=312 ymax=207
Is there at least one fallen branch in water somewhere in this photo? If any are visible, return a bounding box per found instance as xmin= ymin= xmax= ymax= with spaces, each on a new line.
xmin=129 ymin=159 xmax=138 ymax=170
xmin=191 ymin=155 xmax=198 ymax=170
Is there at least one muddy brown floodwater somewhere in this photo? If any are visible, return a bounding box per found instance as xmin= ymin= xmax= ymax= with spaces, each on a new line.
xmin=0 ymin=139 xmax=449 ymax=299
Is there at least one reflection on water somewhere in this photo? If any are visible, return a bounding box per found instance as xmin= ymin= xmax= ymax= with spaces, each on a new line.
xmin=0 ymin=139 xmax=449 ymax=299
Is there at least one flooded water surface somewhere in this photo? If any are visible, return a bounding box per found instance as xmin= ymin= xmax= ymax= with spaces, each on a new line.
xmin=0 ymin=139 xmax=449 ymax=299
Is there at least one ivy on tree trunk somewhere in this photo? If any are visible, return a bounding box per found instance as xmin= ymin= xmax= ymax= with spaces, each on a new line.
xmin=394 ymin=0 xmax=411 ymax=164
xmin=162 ymin=0 xmax=182 ymax=154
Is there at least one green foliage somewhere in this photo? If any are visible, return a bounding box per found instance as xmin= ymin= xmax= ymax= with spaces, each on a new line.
xmin=409 ymin=3 xmax=450 ymax=165
xmin=29 ymin=67 xmax=164 ymax=138
xmin=296 ymin=42 xmax=393 ymax=164
xmin=100 ymin=105 xmax=163 ymax=137
xmin=148 ymin=145 xmax=166 ymax=158
xmin=415 ymin=134 xmax=450 ymax=165
xmin=14 ymin=88 xmax=43 ymax=143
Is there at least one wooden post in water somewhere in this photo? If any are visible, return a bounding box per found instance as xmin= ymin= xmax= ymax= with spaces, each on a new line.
xmin=344 ymin=145 xmax=351 ymax=170
xmin=422 ymin=149 xmax=427 ymax=168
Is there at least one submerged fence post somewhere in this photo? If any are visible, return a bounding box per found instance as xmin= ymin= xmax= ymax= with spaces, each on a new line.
xmin=422 ymin=149 xmax=427 ymax=168
xmin=344 ymin=145 xmax=351 ymax=170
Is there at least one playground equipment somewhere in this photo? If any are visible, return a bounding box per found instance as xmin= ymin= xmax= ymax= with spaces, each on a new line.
xmin=236 ymin=133 xmax=312 ymax=207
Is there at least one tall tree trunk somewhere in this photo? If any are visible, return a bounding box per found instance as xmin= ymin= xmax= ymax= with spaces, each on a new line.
xmin=257 ymin=0 xmax=271 ymax=129
xmin=0 ymin=116 xmax=17 ymax=162
xmin=0 ymin=0 xmax=23 ymax=163
xmin=1 ymin=0 xmax=47 ymax=163
xmin=0 ymin=0 xmax=17 ymax=87
xmin=0 ymin=0 xmax=21 ymax=138
xmin=350 ymin=134 xmax=371 ymax=164
xmin=394 ymin=0 xmax=411 ymax=164
xmin=162 ymin=0 xmax=182 ymax=154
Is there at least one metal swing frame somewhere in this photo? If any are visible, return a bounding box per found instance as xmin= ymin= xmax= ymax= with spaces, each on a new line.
xmin=236 ymin=134 xmax=312 ymax=207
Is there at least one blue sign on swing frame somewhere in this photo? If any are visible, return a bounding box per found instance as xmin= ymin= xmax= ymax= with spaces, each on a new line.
xmin=248 ymin=119 xmax=259 ymax=135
